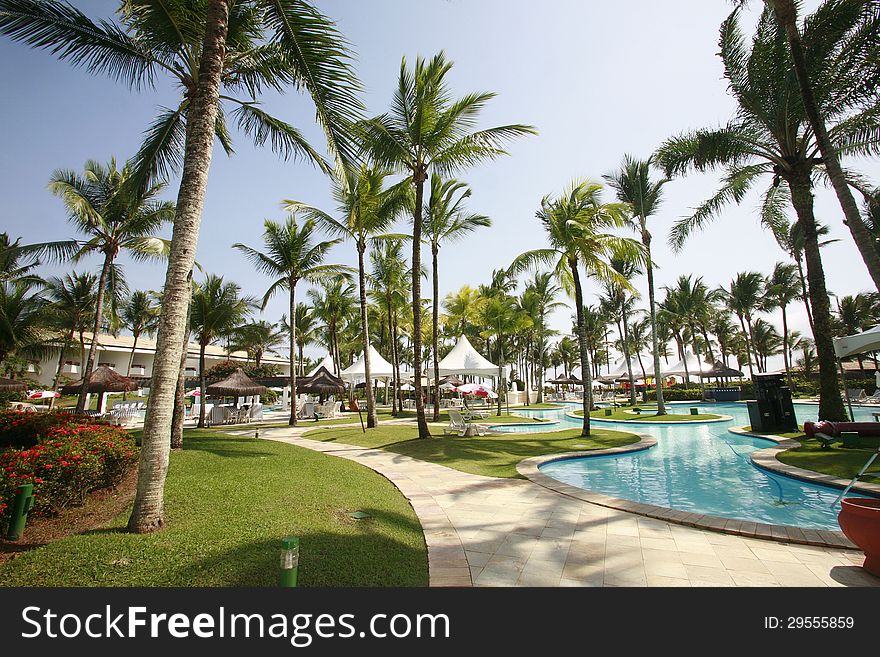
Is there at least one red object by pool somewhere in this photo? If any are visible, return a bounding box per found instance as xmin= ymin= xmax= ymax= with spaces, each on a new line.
xmin=838 ymin=498 xmax=880 ymax=576
xmin=804 ymin=420 xmax=880 ymax=438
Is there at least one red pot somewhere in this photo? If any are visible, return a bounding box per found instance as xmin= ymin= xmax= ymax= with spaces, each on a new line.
xmin=838 ymin=497 xmax=880 ymax=576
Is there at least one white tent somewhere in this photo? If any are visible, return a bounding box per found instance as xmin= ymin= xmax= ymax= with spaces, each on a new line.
xmin=307 ymin=354 xmax=336 ymax=377
xmin=833 ymin=325 xmax=880 ymax=358
xmin=437 ymin=336 xmax=499 ymax=377
xmin=664 ymin=351 xmax=713 ymax=379
xmin=340 ymin=345 xmax=394 ymax=382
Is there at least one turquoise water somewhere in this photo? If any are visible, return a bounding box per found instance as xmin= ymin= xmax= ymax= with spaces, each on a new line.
xmin=509 ymin=401 xmax=876 ymax=530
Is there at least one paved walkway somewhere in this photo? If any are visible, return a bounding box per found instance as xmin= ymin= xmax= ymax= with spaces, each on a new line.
xmin=237 ymin=424 xmax=879 ymax=588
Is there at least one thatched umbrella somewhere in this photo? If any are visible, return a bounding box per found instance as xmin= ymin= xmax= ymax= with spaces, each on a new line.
xmin=700 ymin=361 xmax=744 ymax=380
xmin=61 ymin=365 xmax=137 ymax=395
xmin=205 ymin=368 xmax=269 ymax=397
xmin=297 ymin=366 xmax=345 ymax=395
xmin=0 ymin=377 xmax=27 ymax=392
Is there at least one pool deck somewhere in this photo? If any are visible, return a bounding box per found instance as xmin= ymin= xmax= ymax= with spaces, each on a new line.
xmin=240 ymin=422 xmax=880 ymax=588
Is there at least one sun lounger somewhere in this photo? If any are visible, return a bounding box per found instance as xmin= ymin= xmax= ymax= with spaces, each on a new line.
xmin=846 ymin=388 xmax=868 ymax=402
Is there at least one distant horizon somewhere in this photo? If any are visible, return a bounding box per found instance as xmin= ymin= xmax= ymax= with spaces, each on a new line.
xmin=2 ymin=0 xmax=878 ymax=375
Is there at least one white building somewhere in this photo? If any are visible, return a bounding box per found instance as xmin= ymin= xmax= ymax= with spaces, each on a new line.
xmin=28 ymin=332 xmax=290 ymax=387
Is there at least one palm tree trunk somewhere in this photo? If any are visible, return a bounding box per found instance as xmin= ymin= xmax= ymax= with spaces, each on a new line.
xmin=76 ymin=250 xmax=113 ymax=412
xmin=496 ymin=330 xmax=504 ymax=417
xmin=411 ymin=171 xmax=430 ymax=438
xmin=197 ymin=342 xmax=208 ymax=428
xmin=793 ymin=254 xmax=814 ymax=332
xmin=738 ymin=314 xmax=756 ymax=380
xmin=570 ymin=257 xmax=592 ymax=437
xmin=431 ymin=244 xmax=441 ymax=422
xmin=691 ymin=327 xmax=706 ymax=400
xmin=781 ymin=303 xmax=792 ymax=388
xmin=620 ymin=309 xmax=636 ymax=405
xmin=289 ymin=280 xmax=298 ymax=427
xmin=788 ymin=169 xmax=848 ymax=421
xmin=123 ymin=333 xmax=139 ymax=402
xmin=357 ymin=245 xmax=378 ymax=428
xmin=392 ymin=311 xmax=401 ymax=416
xmin=644 ymin=230 xmax=666 ymax=414
xmin=770 ymin=0 xmax=880 ymax=293
xmin=128 ymin=0 xmax=230 ymax=534
xmin=50 ymin=329 xmax=74 ymax=410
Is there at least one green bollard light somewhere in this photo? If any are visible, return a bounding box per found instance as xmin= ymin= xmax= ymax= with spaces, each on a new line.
xmin=604 ymin=408 xmax=612 ymax=416
xmin=279 ymin=536 xmax=299 ymax=587
xmin=690 ymin=407 xmax=699 ymax=416
xmin=6 ymin=483 xmax=35 ymax=540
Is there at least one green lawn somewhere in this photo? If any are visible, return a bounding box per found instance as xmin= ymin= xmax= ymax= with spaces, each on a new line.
xmin=577 ymin=407 xmax=723 ymax=422
xmin=508 ymin=402 xmax=567 ymax=409
xmin=0 ymin=430 xmax=427 ymax=587
xmin=775 ymin=434 xmax=880 ymax=484
xmin=303 ymin=424 xmax=640 ymax=479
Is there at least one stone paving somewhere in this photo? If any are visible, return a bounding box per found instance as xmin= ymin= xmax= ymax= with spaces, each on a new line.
xmin=240 ymin=424 xmax=880 ymax=588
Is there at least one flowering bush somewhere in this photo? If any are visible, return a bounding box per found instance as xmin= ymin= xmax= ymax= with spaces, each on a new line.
xmin=0 ymin=411 xmax=139 ymax=528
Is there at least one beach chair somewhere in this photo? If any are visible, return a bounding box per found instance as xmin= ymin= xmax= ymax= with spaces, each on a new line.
xmin=864 ymin=391 xmax=880 ymax=404
xmin=208 ymin=405 xmax=231 ymax=426
xmin=248 ymin=403 xmax=264 ymax=421
xmin=846 ymin=388 xmax=868 ymax=402
xmin=444 ymin=410 xmax=469 ymax=436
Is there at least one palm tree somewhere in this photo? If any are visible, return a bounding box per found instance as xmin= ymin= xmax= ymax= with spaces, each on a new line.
xmin=189 ymin=275 xmax=254 ymax=427
xmin=121 ymin=290 xmax=159 ymax=377
xmin=43 ymin=272 xmax=97 ymax=403
xmin=308 ymin=277 xmax=357 ymax=375
xmin=287 ymin=166 xmax=409 ymax=428
xmin=0 ymin=274 xmax=48 ymax=366
xmin=0 ymin=233 xmax=77 ymax=285
xmin=480 ymin=295 xmax=531 ymax=416
xmin=1 ymin=0 xmax=366 ymax=532
xmin=511 ymin=180 xmax=643 ymax=436
xmin=605 ymin=155 xmax=669 ymax=414
xmin=522 ymin=272 xmax=563 ymax=402
xmin=717 ymin=272 xmax=764 ymax=381
xmin=50 ymin=158 xmax=173 ymax=412
xmin=654 ymin=6 xmax=879 ymax=421
xmin=369 ymin=239 xmax=411 ymax=415
xmin=836 ymin=294 xmax=875 ymax=373
xmin=604 ymin=257 xmax=643 ymax=405
xmin=231 ymin=320 xmax=285 ymax=367
xmin=751 ymin=318 xmax=782 ymax=373
xmin=763 ymin=0 xmax=880 ymax=290
xmin=233 ymin=216 xmax=349 ymax=426
xmin=424 ymin=174 xmax=491 ymax=420
xmin=360 ymin=51 xmax=536 ymax=438
xmin=442 ymin=285 xmax=484 ymax=337
xmin=763 ymin=262 xmax=800 ymax=385
xmin=289 ymin=303 xmax=318 ymax=376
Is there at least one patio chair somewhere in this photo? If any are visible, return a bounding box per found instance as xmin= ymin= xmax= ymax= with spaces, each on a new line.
xmin=248 ymin=403 xmax=264 ymax=421
xmin=208 ymin=405 xmax=231 ymax=427
xmin=863 ymin=391 xmax=880 ymax=404
xmin=444 ymin=410 xmax=469 ymax=436
xmin=846 ymin=388 xmax=868 ymax=402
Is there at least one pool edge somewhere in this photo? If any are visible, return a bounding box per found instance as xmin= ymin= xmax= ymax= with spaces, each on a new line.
xmin=517 ymin=436 xmax=859 ymax=550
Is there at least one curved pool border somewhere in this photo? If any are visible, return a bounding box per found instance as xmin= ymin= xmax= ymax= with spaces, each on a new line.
xmin=517 ymin=434 xmax=858 ymax=549
xmin=728 ymin=426 xmax=880 ymax=499
xmin=571 ymin=410 xmax=734 ymax=425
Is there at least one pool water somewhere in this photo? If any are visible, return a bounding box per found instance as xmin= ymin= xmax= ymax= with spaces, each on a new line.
xmin=508 ymin=401 xmax=875 ymax=530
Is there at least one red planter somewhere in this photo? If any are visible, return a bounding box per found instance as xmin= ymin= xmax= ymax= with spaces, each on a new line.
xmin=838 ymin=497 xmax=880 ymax=576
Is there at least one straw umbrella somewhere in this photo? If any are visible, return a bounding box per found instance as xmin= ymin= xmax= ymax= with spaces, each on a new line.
xmin=61 ymin=365 xmax=137 ymax=412
xmin=205 ymin=368 xmax=269 ymax=401
xmin=0 ymin=377 xmax=27 ymax=392
xmin=296 ymin=366 xmax=345 ymax=397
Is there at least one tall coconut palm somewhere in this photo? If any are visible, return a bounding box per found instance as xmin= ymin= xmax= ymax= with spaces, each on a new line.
xmin=308 ymin=277 xmax=357 ymax=375
xmin=605 ymin=154 xmax=669 ymax=414
xmin=233 ymin=216 xmax=349 ymax=426
xmin=43 ymin=272 xmax=97 ymax=403
xmin=511 ymin=180 xmax=644 ymax=436
xmin=369 ymin=239 xmax=411 ymax=415
xmin=442 ymin=285 xmax=484 ymax=337
xmin=763 ymin=262 xmax=800 ymax=385
xmin=480 ymin=295 xmax=531 ymax=416
xmin=49 ymin=158 xmax=173 ymax=412
xmin=290 ymin=303 xmax=318 ymax=376
xmin=231 ymin=320 xmax=285 ymax=367
xmin=287 ymin=166 xmax=409 ymax=427
xmin=121 ymin=290 xmax=159 ymax=377
xmin=717 ymin=272 xmax=765 ymax=381
xmin=604 ymin=257 xmax=643 ymax=405
xmin=522 ymin=272 xmax=563 ymax=402
xmin=655 ymin=6 xmax=880 ymax=420
xmin=359 ymin=51 xmax=536 ymax=438
xmin=424 ymin=174 xmax=491 ymax=420
xmin=189 ymin=275 xmax=254 ymax=427
xmin=0 ymin=0 xmax=366 ymax=532
xmin=763 ymin=0 xmax=880 ymax=290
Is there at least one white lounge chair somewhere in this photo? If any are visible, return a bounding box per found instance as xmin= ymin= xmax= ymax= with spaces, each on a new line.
xmin=248 ymin=403 xmax=264 ymax=421
xmin=208 ymin=405 xmax=231 ymax=426
xmin=847 ymin=388 xmax=868 ymax=402
xmin=864 ymin=391 xmax=880 ymax=404
xmin=446 ymin=410 xmax=504 ymax=436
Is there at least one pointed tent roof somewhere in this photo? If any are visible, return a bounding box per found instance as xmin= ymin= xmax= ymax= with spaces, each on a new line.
xmin=664 ymin=351 xmax=713 ymax=378
xmin=340 ymin=345 xmax=394 ymax=382
xmin=61 ymin=365 xmax=138 ymax=394
xmin=297 ymin=366 xmax=345 ymax=394
xmin=205 ymin=368 xmax=268 ymax=397
xmin=308 ymin=354 xmax=336 ymax=377
xmin=437 ymin=336 xmax=498 ymax=376
xmin=833 ymin=325 xmax=880 ymax=358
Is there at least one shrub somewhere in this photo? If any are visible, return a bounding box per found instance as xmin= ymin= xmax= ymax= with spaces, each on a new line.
xmin=202 ymin=360 xmax=281 ymax=379
xmin=0 ymin=411 xmax=139 ymax=527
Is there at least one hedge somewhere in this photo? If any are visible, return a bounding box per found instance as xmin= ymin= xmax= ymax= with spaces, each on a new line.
xmin=0 ymin=411 xmax=138 ymax=528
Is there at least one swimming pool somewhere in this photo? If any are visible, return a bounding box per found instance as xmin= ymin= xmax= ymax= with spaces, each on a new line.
xmin=508 ymin=401 xmax=875 ymax=530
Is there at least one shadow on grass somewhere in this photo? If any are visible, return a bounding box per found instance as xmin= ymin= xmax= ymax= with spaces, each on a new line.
xmin=182 ymin=436 xmax=279 ymax=459
xmin=174 ymin=511 xmax=427 ymax=587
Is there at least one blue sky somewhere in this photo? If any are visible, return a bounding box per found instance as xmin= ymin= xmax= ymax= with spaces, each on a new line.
xmin=1 ymin=0 xmax=877 ymax=369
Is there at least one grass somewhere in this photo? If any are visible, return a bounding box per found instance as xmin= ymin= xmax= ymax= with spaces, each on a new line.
xmin=0 ymin=430 xmax=427 ymax=587
xmin=775 ymin=434 xmax=880 ymax=485
xmin=508 ymin=402 xmax=567 ymax=409
xmin=577 ymin=407 xmax=723 ymax=422
xmin=303 ymin=424 xmax=640 ymax=479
